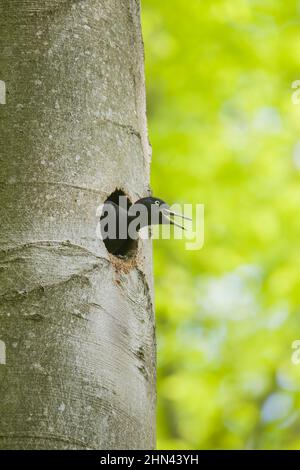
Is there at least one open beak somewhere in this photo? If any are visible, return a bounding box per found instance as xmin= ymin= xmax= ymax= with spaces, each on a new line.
xmin=162 ymin=208 xmax=192 ymax=230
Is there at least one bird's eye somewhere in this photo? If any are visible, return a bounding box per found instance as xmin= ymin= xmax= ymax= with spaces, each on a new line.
xmin=155 ymin=200 xmax=160 ymax=206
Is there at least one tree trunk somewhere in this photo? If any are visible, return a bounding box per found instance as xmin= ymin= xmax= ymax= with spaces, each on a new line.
xmin=0 ymin=0 xmax=155 ymax=450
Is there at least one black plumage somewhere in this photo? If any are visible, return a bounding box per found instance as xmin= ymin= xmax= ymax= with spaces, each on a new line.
xmin=100 ymin=196 xmax=191 ymax=256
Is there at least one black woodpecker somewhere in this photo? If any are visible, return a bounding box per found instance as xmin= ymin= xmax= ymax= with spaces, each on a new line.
xmin=100 ymin=196 xmax=191 ymax=256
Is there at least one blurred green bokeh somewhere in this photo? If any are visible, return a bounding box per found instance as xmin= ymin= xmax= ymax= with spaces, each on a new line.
xmin=142 ymin=0 xmax=300 ymax=450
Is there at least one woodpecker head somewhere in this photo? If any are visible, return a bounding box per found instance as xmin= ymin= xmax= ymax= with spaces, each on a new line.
xmin=129 ymin=196 xmax=191 ymax=229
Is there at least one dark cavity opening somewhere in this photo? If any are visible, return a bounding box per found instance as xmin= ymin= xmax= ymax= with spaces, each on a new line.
xmin=100 ymin=189 xmax=138 ymax=259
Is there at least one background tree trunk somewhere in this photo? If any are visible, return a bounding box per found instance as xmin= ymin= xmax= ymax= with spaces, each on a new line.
xmin=0 ymin=0 xmax=155 ymax=450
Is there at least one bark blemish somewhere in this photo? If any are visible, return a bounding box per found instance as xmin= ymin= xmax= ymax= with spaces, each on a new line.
xmin=25 ymin=313 xmax=45 ymax=321
xmin=58 ymin=403 xmax=65 ymax=413
xmin=138 ymin=364 xmax=148 ymax=380
xmin=135 ymin=345 xmax=145 ymax=361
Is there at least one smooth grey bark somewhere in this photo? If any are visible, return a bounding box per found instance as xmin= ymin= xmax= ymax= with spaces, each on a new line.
xmin=0 ymin=0 xmax=155 ymax=449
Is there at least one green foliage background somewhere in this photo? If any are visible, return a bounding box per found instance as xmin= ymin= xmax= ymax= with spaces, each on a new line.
xmin=142 ymin=0 xmax=300 ymax=450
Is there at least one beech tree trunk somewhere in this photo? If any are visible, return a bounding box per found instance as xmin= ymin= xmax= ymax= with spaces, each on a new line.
xmin=0 ymin=0 xmax=155 ymax=449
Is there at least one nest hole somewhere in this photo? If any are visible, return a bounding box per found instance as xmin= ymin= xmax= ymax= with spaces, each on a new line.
xmin=100 ymin=189 xmax=138 ymax=259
